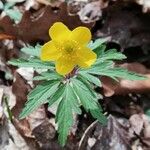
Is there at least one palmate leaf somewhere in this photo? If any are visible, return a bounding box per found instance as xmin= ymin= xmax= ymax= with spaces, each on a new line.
xmin=96 ymin=49 xmax=127 ymax=64
xmin=21 ymin=44 xmax=41 ymax=57
xmin=84 ymin=66 xmax=146 ymax=81
xmin=33 ymin=71 xmax=62 ymax=81
xmin=79 ymin=72 xmax=102 ymax=87
xmin=8 ymin=58 xmax=54 ymax=69
xmin=19 ymin=80 xmax=60 ymax=119
xmin=80 ymin=59 xmax=146 ymax=81
xmin=71 ymin=78 xmax=107 ymax=124
xmin=88 ymin=38 xmax=108 ymax=50
xmin=55 ymin=83 xmax=81 ymax=146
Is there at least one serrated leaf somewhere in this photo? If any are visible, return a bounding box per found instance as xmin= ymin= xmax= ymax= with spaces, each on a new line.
xmin=76 ymin=76 xmax=98 ymax=99
xmin=21 ymin=44 xmax=41 ymax=57
xmin=72 ymin=78 xmax=107 ymax=124
xmin=27 ymin=81 xmax=53 ymax=99
xmin=88 ymin=38 xmax=108 ymax=50
xmin=56 ymin=83 xmax=74 ymax=146
xmin=67 ymin=83 xmax=82 ymax=115
xmin=55 ymin=82 xmax=82 ymax=146
xmin=80 ymin=61 xmax=114 ymax=74
xmin=93 ymin=44 xmax=106 ymax=58
xmin=20 ymin=81 xmax=60 ymax=119
xmin=96 ymin=49 xmax=126 ymax=64
xmin=94 ymin=67 xmax=147 ymax=80
xmin=71 ymin=78 xmax=98 ymax=110
xmin=79 ymin=72 xmax=102 ymax=87
xmin=90 ymin=108 xmax=107 ymax=124
xmin=48 ymin=84 xmax=65 ymax=107
xmin=8 ymin=58 xmax=54 ymax=69
xmin=56 ymin=97 xmax=73 ymax=146
xmin=5 ymin=9 xmax=22 ymax=21
xmin=33 ymin=71 xmax=62 ymax=81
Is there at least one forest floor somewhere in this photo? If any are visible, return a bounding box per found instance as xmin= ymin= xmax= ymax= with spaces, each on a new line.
xmin=0 ymin=0 xmax=150 ymax=150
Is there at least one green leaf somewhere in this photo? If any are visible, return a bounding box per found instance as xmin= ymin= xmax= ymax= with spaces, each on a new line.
xmin=90 ymin=108 xmax=107 ymax=124
xmin=8 ymin=58 xmax=54 ymax=69
xmin=48 ymin=84 xmax=65 ymax=107
xmin=5 ymin=9 xmax=22 ymax=21
xmin=20 ymin=81 xmax=60 ymax=119
xmin=0 ymin=1 xmax=4 ymax=9
xmin=91 ymin=67 xmax=147 ymax=80
xmin=21 ymin=44 xmax=41 ymax=57
xmin=88 ymin=38 xmax=108 ymax=50
xmin=67 ymin=83 xmax=82 ymax=115
xmin=80 ymin=61 xmax=114 ymax=74
xmin=79 ymin=72 xmax=102 ymax=87
xmin=4 ymin=2 xmax=16 ymax=10
xmin=56 ymin=83 xmax=73 ymax=146
xmin=96 ymin=49 xmax=126 ymax=64
xmin=82 ymin=60 xmax=146 ymax=81
xmin=145 ymin=109 xmax=150 ymax=118
xmin=71 ymin=78 xmax=107 ymax=124
xmin=76 ymin=76 xmax=98 ymax=99
xmin=93 ymin=44 xmax=106 ymax=58
xmin=33 ymin=71 xmax=62 ymax=81
xmin=55 ymin=82 xmax=82 ymax=146
xmin=56 ymin=97 xmax=73 ymax=146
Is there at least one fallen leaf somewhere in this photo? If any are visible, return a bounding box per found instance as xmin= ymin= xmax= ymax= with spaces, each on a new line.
xmin=79 ymin=115 xmax=131 ymax=150
xmin=129 ymin=114 xmax=144 ymax=136
xmin=0 ymin=2 xmax=94 ymax=43
xmin=95 ymin=2 xmax=150 ymax=51
xmin=0 ymin=34 xmax=15 ymax=40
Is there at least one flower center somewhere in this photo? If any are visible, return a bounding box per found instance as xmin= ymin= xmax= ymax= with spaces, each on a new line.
xmin=64 ymin=43 xmax=75 ymax=54
xmin=54 ymin=40 xmax=79 ymax=57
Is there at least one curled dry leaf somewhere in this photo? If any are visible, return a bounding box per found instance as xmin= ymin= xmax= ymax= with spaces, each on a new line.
xmin=102 ymin=63 xmax=150 ymax=97
xmin=79 ymin=115 xmax=131 ymax=150
xmin=68 ymin=0 xmax=108 ymax=23
xmin=129 ymin=114 xmax=150 ymax=148
xmin=96 ymin=2 xmax=150 ymax=51
xmin=0 ymin=34 xmax=15 ymax=40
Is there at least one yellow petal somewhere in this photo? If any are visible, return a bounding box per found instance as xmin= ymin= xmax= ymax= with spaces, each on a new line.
xmin=70 ymin=27 xmax=91 ymax=45
xmin=40 ymin=41 xmax=60 ymax=61
xmin=56 ymin=57 xmax=75 ymax=75
xmin=49 ymin=22 xmax=71 ymax=41
xmin=76 ymin=46 xmax=97 ymax=68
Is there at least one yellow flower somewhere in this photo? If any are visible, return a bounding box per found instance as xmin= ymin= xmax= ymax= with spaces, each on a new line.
xmin=40 ymin=22 xmax=97 ymax=75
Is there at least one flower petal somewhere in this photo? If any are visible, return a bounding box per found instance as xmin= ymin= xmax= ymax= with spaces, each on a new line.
xmin=76 ymin=47 xmax=97 ymax=68
xmin=56 ymin=57 xmax=75 ymax=75
xmin=40 ymin=41 xmax=60 ymax=61
xmin=49 ymin=22 xmax=71 ymax=41
xmin=70 ymin=27 xmax=91 ymax=45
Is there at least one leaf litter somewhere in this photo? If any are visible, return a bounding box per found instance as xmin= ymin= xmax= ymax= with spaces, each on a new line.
xmin=0 ymin=0 xmax=150 ymax=149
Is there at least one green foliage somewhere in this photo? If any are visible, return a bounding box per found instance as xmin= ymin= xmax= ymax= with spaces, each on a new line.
xmin=9 ymin=38 xmax=147 ymax=146
xmin=0 ymin=2 xmax=22 ymax=22
xmin=145 ymin=109 xmax=150 ymax=118
xmin=21 ymin=44 xmax=41 ymax=57
xmin=20 ymin=80 xmax=60 ymax=119
xmin=8 ymin=58 xmax=54 ymax=69
xmin=80 ymin=64 xmax=146 ymax=81
xmin=0 ymin=1 xmax=3 ymax=9
xmin=71 ymin=78 xmax=107 ymax=124
xmin=56 ymin=83 xmax=81 ymax=146
xmin=33 ymin=71 xmax=62 ymax=81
